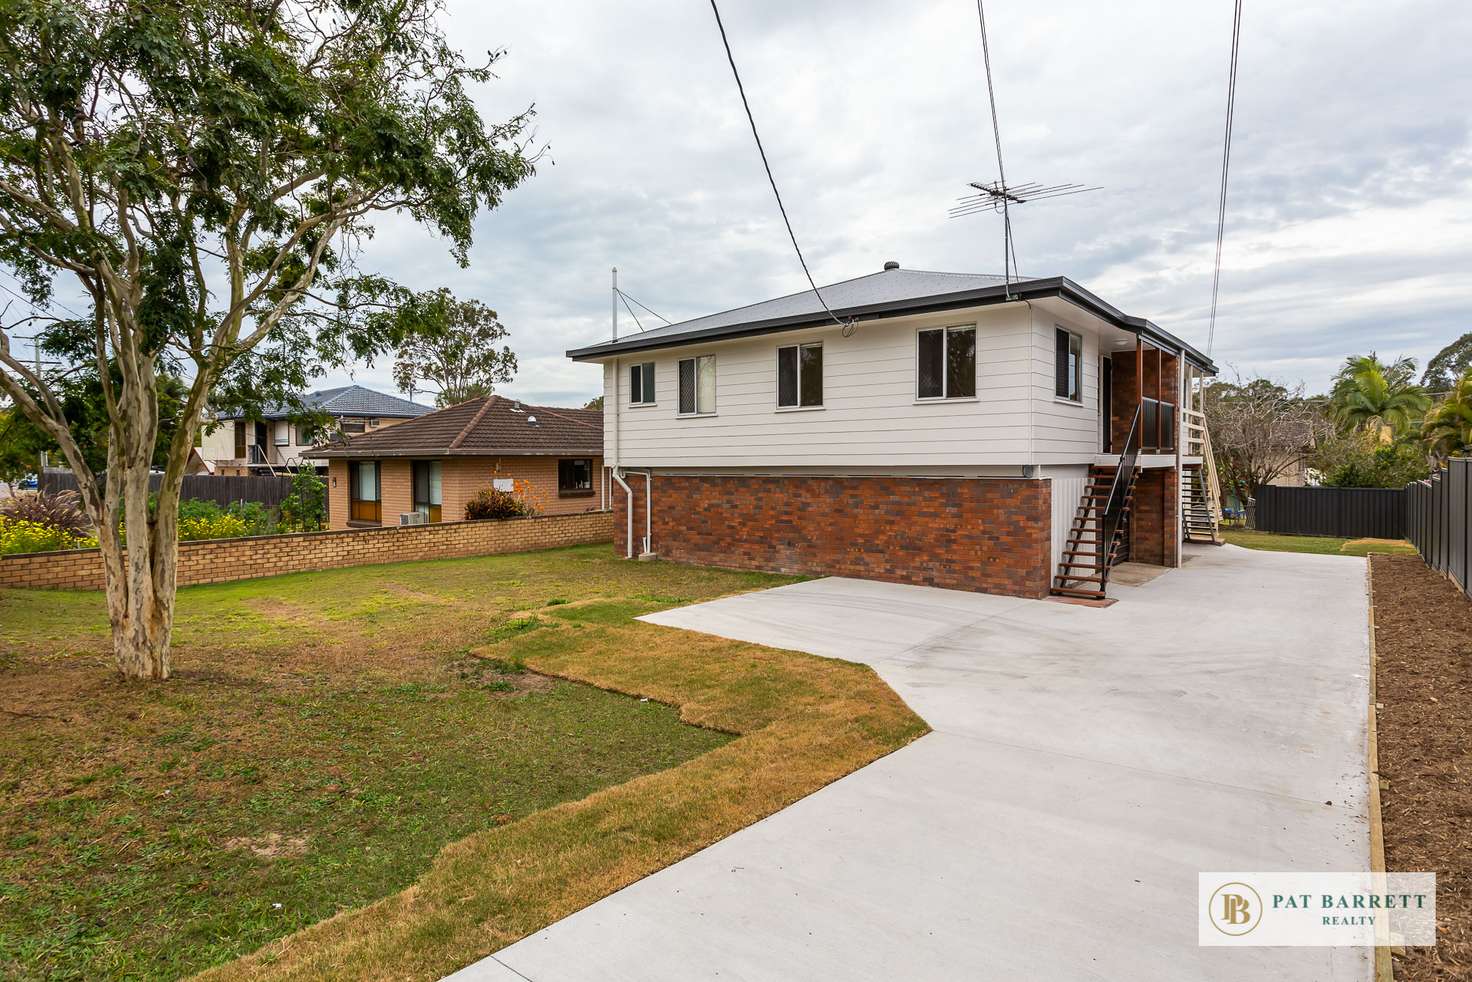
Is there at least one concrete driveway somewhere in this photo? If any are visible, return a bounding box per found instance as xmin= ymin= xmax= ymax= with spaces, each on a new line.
xmin=453 ymin=544 xmax=1373 ymax=981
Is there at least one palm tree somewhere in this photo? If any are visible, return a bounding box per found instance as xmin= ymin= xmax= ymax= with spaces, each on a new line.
xmin=1422 ymin=371 xmax=1472 ymax=461
xmin=1329 ymin=353 xmax=1431 ymax=436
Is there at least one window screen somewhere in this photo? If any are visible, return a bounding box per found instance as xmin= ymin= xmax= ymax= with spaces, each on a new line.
xmin=678 ymin=356 xmax=715 ymax=414
xmin=917 ymin=329 xmax=944 ymax=399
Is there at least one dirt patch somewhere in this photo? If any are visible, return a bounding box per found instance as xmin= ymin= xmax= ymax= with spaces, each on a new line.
xmin=224 ymin=832 xmax=310 ymax=859
xmin=1370 ymin=554 xmax=1472 ymax=979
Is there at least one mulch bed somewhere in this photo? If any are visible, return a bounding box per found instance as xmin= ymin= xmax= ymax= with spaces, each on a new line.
xmin=1370 ymin=554 xmax=1472 ymax=979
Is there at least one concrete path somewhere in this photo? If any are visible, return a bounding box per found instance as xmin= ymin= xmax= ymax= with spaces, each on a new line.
xmin=452 ymin=545 xmax=1372 ymax=981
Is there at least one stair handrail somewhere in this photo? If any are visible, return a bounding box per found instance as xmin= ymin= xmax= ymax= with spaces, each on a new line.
xmin=1100 ymin=405 xmax=1143 ymax=587
xmin=1199 ymin=417 xmax=1224 ymax=530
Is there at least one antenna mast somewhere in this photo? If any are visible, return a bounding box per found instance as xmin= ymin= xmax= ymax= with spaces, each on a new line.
xmin=611 ymin=266 xmax=619 ymax=341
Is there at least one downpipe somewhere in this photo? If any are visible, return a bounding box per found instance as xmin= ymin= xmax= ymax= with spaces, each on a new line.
xmin=612 ymin=467 xmax=634 ymax=559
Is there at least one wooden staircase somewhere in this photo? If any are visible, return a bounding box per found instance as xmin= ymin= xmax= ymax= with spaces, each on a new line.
xmin=1181 ymin=463 xmax=1223 ymax=544
xmin=1051 ymin=463 xmax=1140 ymax=600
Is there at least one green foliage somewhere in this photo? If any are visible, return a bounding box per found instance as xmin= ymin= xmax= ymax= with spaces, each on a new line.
xmin=0 ymin=407 xmax=49 ymax=483
xmin=1319 ymin=438 xmax=1430 ymax=488
xmin=1328 ymin=353 xmax=1431 ymax=436
xmin=464 ymin=487 xmax=534 ymax=521
xmin=0 ymin=489 xmax=90 ymax=536
xmin=392 ymin=290 xmax=518 ymax=407
xmin=278 ymin=468 xmax=327 ymax=532
xmin=1421 ymin=371 xmax=1472 ymax=461
xmin=1422 ymin=332 xmax=1472 ymax=391
xmin=583 ymin=395 xmax=604 ymax=411
xmin=177 ymin=511 xmax=248 ymax=542
xmin=0 ymin=516 xmax=97 ymax=555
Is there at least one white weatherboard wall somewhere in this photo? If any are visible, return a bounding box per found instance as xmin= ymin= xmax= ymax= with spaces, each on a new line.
xmin=1030 ymin=307 xmax=1105 ymax=464
xmin=602 ymin=306 xmax=1066 ymax=470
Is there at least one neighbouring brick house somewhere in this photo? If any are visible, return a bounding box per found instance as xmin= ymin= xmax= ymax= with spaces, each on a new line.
xmin=316 ymin=395 xmax=604 ymax=530
xmin=568 ymin=263 xmax=1222 ymax=600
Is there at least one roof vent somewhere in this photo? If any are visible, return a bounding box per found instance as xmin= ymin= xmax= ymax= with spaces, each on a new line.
xmin=883 ymin=260 xmax=900 ymax=270
xmin=526 ymin=414 xmax=539 ymax=426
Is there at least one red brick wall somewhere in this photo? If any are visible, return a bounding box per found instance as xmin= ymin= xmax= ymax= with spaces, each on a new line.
xmin=615 ymin=474 xmax=1052 ymax=598
xmin=0 ymin=511 xmax=613 ymax=592
xmin=1130 ymin=466 xmax=1180 ymax=567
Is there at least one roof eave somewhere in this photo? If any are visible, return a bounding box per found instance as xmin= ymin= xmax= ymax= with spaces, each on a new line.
xmin=314 ymin=446 xmax=601 ymax=459
xmin=566 ymin=276 xmax=1217 ymax=376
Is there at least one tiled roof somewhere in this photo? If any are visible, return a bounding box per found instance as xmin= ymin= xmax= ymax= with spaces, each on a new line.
xmin=225 ymin=385 xmax=433 ymax=420
xmin=315 ymin=395 xmax=602 ymax=457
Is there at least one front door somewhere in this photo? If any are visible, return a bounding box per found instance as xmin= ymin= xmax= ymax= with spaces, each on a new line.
xmin=233 ymin=420 xmax=246 ymax=459
xmin=1101 ymin=356 xmax=1113 ymax=453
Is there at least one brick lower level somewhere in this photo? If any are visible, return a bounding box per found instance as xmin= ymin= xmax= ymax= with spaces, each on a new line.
xmin=615 ymin=473 xmax=1053 ymax=598
xmin=1130 ymin=466 xmax=1181 ymax=567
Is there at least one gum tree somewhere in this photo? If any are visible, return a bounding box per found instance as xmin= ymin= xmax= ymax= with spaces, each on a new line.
xmin=0 ymin=0 xmax=536 ymax=679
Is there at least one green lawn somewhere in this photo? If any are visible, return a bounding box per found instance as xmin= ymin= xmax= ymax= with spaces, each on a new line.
xmin=1222 ymin=527 xmax=1417 ymax=557
xmin=1 ymin=546 xmax=926 ymax=982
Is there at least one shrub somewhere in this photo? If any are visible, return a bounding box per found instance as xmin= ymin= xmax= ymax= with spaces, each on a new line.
xmin=177 ymin=512 xmax=248 ymax=541
xmin=0 ymin=516 xmax=98 ymax=555
xmin=176 ymin=498 xmax=272 ymax=537
xmin=0 ymin=490 xmax=91 ymax=536
xmin=279 ymin=468 xmax=327 ymax=532
xmin=464 ymin=487 xmax=534 ymax=521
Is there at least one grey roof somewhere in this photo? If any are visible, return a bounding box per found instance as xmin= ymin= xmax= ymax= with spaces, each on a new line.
xmin=567 ymin=264 xmax=1216 ymax=374
xmin=226 ymin=385 xmax=433 ymax=421
xmin=616 ymin=268 xmax=1009 ymax=346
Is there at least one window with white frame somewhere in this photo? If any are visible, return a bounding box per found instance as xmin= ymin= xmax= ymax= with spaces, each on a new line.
xmin=916 ymin=326 xmax=976 ymax=400
xmin=776 ymin=342 xmax=823 ymax=408
xmin=1055 ymin=327 xmax=1083 ymax=402
xmin=629 ymin=361 xmax=656 ymax=405
xmin=677 ymin=355 xmax=716 ymax=415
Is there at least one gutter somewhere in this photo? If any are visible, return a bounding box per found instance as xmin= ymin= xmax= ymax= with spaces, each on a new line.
xmin=566 ymin=277 xmax=1216 ymax=375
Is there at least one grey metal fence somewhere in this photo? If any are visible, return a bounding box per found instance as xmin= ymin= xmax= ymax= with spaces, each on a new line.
xmin=40 ymin=470 xmax=298 ymax=511
xmin=1254 ymin=485 xmax=1406 ymax=539
xmin=1407 ymin=459 xmax=1472 ymax=595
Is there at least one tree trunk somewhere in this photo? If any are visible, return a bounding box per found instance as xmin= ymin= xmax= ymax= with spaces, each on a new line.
xmin=94 ymin=386 xmax=178 ymax=681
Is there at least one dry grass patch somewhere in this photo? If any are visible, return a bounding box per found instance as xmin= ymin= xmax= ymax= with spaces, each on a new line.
xmin=199 ymin=595 xmax=926 ymax=981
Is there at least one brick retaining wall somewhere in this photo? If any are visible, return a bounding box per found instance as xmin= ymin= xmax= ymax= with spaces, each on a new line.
xmin=0 ymin=511 xmax=614 ymax=591
xmin=616 ymin=474 xmax=1052 ymax=598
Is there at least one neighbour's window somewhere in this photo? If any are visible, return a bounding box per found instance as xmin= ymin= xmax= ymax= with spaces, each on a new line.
xmin=916 ymin=326 xmax=976 ymax=400
xmin=678 ymin=355 xmax=716 ymax=415
xmin=412 ymin=460 xmax=442 ymax=522
xmin=368 ymin=418 xmax=380 ymax=427
xmin=348 ymin=460 xmax=380 ymax=523
xmin=274 ymin=421 xmax=289 ymax=446
xmin=1055 ymin=328 xmax=1083 ymax=402
xmin=777 ymin=343 xmax=823 ymax=409
xmin=629 ymin=362 xmax=656 ymax=405
xmin=558 ymin=458 xmax=594 ymax=497
xmin=340 ymin=420 xmax=366 ymax=434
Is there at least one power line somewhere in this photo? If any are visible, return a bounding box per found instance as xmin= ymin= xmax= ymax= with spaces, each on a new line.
xmin=1207 ymin=0 xmax=1244 ymax=356
xmin=0 ymin=271 xmax=87 ymax=321
xmin=707 ymin=0 xmax=853 ymax=333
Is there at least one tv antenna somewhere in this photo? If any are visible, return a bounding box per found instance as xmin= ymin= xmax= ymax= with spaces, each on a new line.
xmin=947 ymin=181 xmax=1102 ymax=296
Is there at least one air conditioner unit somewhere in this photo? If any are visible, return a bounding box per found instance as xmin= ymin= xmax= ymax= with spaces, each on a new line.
xmin=399 ymin=511 xmax=428 ymax=526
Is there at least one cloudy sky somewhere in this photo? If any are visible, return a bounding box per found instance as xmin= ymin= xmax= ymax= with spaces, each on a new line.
xmin=318 ymin=0 xmax=1472 ymax=406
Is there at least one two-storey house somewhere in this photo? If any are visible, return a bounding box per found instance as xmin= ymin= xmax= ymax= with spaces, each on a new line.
xmin=567 ymin=263 xmax=1223 ymax=601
